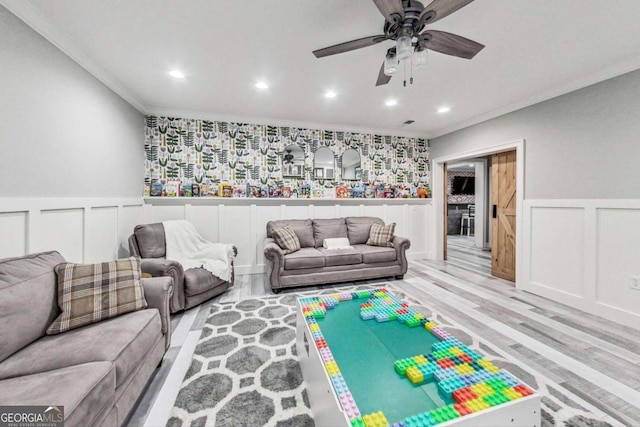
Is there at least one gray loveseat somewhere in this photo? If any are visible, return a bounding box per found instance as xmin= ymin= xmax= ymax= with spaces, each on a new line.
xmin=264 ymin=217 xmax=410 ymax=292
xmin=0 ymin=251 xmax=172 ymax=427
xmin=129 ymin=223 xmax=237 ymax=313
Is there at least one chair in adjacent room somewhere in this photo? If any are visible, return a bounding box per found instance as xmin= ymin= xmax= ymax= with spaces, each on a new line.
xmin=460 ymin=204 xmax=476 ymax=236
xmin=129 ymin=223 xmax=237 ymax=313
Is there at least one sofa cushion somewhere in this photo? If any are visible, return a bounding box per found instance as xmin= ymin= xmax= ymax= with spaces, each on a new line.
xmin=346 ymin=217 xmax=385 ymax=245
xmin=134 ymin=223 xmax=166 ymax=258
xmin=318 ymin=248 xmax=362 ymax=267
xmin=184 ymin=268 xmax=227 ymax=296
xmin=0 ymin=251 xmax=64 ymax=363
xmin=284 ymin=248 xmax=326 ymax=270
xmin=271 ymin=226 xmax=301 ymax=254
xmin=47 ymin=257 xmax=148 ymax=335
xmin=312 ymin=218 xmax=348 ymax=248
xmin=0 ymin=308 xmax=162 ymax=388
xmin=366 ymin=222 xmax=396 ymax=247
xmin=0 ymin=362 xmax=115 ymax=427
xmin=267 ymin=219 xmax=315 ymax=248
xmin=357 ymin=244 xmax=398 ymax=263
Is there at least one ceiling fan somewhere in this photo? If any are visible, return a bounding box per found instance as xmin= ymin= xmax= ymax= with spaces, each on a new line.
xmin=312 ymin=0 xmax=484 ymax=86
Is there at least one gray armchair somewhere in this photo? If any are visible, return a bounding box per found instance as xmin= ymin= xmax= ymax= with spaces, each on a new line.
xmin=129 ymin=223 xmax=237 ymax=313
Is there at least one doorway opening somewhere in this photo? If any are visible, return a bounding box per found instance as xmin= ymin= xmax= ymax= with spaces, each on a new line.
xmin=432 ymin=139 xmax=524 ymax=285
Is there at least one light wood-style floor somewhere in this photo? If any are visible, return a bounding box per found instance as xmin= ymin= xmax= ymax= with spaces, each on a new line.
xmin=127 ymin=237 xmax=640 ymax=426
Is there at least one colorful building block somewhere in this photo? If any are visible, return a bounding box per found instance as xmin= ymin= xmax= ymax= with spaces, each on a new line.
xmin=362 ymin=411 xmax=389 ymax=427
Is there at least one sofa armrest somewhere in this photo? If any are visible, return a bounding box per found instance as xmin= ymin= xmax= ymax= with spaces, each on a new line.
xmin=141 ymin=276 xmax=173 ymax=349
xmin=141 ymin=258 xmax=185 ymax=313
xmin=393 ymin=235 xmax=411 ymax=275
xmin=264 ymin=238 xmax=285 ymax=289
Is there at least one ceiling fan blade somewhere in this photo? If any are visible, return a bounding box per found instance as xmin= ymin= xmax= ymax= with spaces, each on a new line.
xmin=420 ymin=0 xmax=474 ymax=24
xmin=313 ymin=35 xmax=386 ymax=58
xmin=423 ymin=30 xmax=484 ymax=59
xmin=376 ymin=62 xmax=392 ymax=86
xmin=373 ymin=0 xmax=405 ymax=22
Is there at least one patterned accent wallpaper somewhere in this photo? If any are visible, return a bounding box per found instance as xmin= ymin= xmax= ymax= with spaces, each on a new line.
xmin=447 ymin=170 xmax=475 ymax=204
xmin=144 ymin=116 xmax=429 ymax=191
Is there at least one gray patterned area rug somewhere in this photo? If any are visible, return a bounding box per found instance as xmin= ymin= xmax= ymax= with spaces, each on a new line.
xmin=166 ymin=284 xmax=612 ymax=427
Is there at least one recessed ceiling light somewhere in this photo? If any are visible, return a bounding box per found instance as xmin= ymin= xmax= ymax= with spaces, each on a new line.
xmin=437 ymin=106 xmax=451 ymax=113
xmin=169 ymin=70 xmax=185 ymax=79
xmin=255 ymin=81 xmax=269 ymax=89
xmin=385 ymin=99 xmax=398 ymax=107
xmin=469 ymin=164 xmax=474 ymax=167
xmin=325 ymin=91 xmax=337 ymax=98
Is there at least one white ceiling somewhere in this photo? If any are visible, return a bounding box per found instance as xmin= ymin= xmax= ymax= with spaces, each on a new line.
xmin=5 ymin=0 xmax=640 ymax=138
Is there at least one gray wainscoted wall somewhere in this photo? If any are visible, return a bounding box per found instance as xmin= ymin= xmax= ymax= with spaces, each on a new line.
xmin=0 ymin=5 xmax=144 ymax=197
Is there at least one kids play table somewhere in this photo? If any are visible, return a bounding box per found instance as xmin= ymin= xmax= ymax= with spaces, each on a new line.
xmin=296 ymin=288 xmax=541 ymax=427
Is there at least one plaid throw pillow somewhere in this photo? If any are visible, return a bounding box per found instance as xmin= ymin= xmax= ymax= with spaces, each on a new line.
xmin=272 ymin=226 xmax=301 ymax=254
xmin=366 ymin=222 xmax=396 ymax=247
xmin=47 ymin=257 xmax=147 ymax=335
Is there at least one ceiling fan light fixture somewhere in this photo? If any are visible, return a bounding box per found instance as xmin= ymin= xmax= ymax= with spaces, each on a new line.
xmin=396 ymin=35 xmax=412 ymax=60
xmin=414 ymin=46 xmax=428 ymax=68
xmin=384 ymin=50 xmax=398 ymax=76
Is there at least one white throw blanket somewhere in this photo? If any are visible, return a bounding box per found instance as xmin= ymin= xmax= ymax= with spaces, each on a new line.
xmin=163 ymin=220 xmax=235 ymax=282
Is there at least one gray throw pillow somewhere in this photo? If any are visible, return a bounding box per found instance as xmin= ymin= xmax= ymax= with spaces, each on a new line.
xmin=366 ymin=223 xmax=395 ymax=247
xmin=47 ymin=257 xmax=147 ymax=335
xmin=272 ymin=226 xmax=301 ymax=254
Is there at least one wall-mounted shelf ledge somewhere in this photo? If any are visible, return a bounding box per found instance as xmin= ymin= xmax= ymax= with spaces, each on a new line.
xmin=143 ymin=197 xmax=432 ymax=206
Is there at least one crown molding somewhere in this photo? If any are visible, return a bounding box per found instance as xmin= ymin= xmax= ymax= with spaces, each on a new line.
xmin=430 ymin=54 xmax=640 ymax=138
xmin=1 ymin=0 xmax=148 ymax=114
xmin=146 ymin=107 xmax=432 ymax=139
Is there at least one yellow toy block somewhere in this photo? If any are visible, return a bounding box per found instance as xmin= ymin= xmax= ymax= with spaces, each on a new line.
xmin=502 ymin=388 xmax=523 ymax=400
xmin=309 ymin=323 xmax=320 ymax=332
xmin=465 ymin=398 xmax=490 ymax=412
xmin=454 ymin=363 xmax=474 ymax=376
xmin=424 ymin=321 xmax=437 ymax=331
xmin=478 ymin=359 xmax=500 ymax=373
xmin=324 ymin=361 xmax=340 ymax=376
xmin=413 ymin=355 xmax=428 ymax=365
xmin=449 ymin=346 xmax=463 ymax=356
xmin=470 ymin=383 xmax=493 ymax=397
xmin=414 ymin=313 xmax=425 ymax=320
xmin=405 ymin=366 xmax=424 ymax=384
xmin=362 ymin=411 xmax=389 ymax=427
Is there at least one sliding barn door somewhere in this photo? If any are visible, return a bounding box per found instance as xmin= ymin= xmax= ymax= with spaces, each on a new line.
xmin=491 ymin=150 xmax=516 ymax=281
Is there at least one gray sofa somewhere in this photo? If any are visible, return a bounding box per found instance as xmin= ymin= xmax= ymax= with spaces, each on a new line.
xmin=0 ymin=251 xmax=172 ymax=427
xmin=129 ymin=223 xmax=237 ymax=313
xmin=264 ymin=217 xmax=410 ymax=292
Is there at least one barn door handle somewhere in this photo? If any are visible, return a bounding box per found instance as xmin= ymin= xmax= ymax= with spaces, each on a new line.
xmin=492 ymin=205 xmax=497 ymax=218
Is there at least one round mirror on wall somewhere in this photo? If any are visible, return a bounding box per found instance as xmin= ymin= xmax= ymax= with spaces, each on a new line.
xmin=341 ymin=149 xmax=361 ymax=180
xmin=313 ymin=147 xmax=335 ymax=179
xmin=282 ymin=144 xmax=305 ymax=178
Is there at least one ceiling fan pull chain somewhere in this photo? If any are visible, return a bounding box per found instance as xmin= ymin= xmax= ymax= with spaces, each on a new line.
xmin=403 ymin=60 xmax=407 ymax=87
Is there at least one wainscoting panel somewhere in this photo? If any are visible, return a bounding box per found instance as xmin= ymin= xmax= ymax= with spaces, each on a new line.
xmin=596 ymin=208 xmax=640 ymax=315
xmin=529 ymin=207 xmax=585 ymax=298
xmin=0 ymin=198 xmax=145 ymax=264
xmin=39 ymin=209 xmax=84 ymax=262
xmin=219 ymin=206 xmax=252 ymax=268
xmin=87 ymin=206 xmax=118 ymax=263
xmin=522 ymin=200 xmax=640 ymax=328
xmin=189 ymin=205 xmax=220 ymax=246
xmin=143 ymin=198 xmax=432 ymax=275
xmin=408 ymin=204 xmax=427 ymax=256
xmin=150 ymin=205 xmax=185 ymax=223
xmin=118 ymin=205 xmax=144 ymax=257
xmin=0 ymin=211 xmax=27 ymax=259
